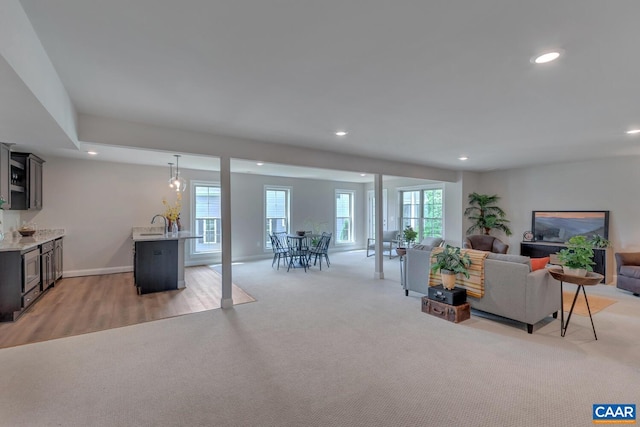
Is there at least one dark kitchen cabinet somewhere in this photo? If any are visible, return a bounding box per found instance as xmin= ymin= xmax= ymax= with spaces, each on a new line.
xmin=0 ymin=237 xmax=63 ymax=322
xmin=41 ymin=241 xmax=55 ymax=291
xmin=10 ymin=152 xmax=44 ymax=211
xmin=0 ymin=143 xmax=10 ymax=209
xmin=0 ymin=248 xmax=41 ymax=322
xmin=54 ymin=238 xmax=64 ymax=280
xmin=134 ymin=240 xmax=178 ymax=294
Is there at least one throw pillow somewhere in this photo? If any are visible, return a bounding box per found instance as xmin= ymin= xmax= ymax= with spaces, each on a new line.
xmin=420 ymin=237 xmax=443 ymax=247
xmin=530 ymin=257 xmax=550 ymax=271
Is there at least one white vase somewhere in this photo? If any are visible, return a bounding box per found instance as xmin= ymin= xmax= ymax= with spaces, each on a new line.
xmin=563 ymin=266 xmax=587 ymax=277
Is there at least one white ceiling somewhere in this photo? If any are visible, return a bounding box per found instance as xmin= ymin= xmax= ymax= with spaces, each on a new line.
xmin=7 ymin=0 xmax=640 ymax=175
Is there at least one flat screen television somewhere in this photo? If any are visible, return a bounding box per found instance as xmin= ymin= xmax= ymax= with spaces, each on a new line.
xmin=531 ymin=211 xmax=609 ymax=243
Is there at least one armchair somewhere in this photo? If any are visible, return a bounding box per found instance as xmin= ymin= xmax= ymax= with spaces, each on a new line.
xmin=463 ymin=235 xmax=509 ymax=254
xmin=615 ymin=252 xmax=640 ymax=296
xmin=366 ymin=230 xmax=400 ymax=258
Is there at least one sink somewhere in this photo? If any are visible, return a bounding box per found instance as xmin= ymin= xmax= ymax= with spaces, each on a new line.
xmin=139 ymin=232 xmax=164 ymax=236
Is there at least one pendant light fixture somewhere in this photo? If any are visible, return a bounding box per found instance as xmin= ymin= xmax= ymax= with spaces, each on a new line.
xmin=167 ymin=162 xmax=175 ymax=189
xmin=170 ymin=154 xmax=186 ymax=192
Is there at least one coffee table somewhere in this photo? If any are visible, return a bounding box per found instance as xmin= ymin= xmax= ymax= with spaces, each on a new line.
xmin=548 ymin=267 xmax=604 ymax=340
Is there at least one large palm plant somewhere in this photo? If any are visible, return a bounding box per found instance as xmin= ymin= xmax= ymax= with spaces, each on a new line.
xmin=464 ymin=192 xmax=512 ymax=236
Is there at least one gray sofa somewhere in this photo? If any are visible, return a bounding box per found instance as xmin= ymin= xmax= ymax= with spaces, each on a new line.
xmin=404 ymin=247 xmax=561 ymax=333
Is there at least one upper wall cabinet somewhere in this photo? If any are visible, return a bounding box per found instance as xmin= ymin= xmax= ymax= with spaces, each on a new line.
xmin=0 ymin=143 xmax=10 ymax=209
xmin=10 ymin=152 xmax=44 ymax=211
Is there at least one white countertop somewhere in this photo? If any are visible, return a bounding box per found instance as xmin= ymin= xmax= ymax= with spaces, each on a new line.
xmin=0 ymin=229 xmax=65 ymax=253
xmin=131 ymin=226 xmax=201 ymax=242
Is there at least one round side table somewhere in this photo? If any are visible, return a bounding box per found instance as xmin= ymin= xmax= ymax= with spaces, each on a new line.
xmin=548 ymin=267 xmax=604 ymax=340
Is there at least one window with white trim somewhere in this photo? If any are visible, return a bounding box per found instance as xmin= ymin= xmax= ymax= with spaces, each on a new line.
xmin=265 ymin=187 xmax=290 ymax=249
xmin=336 ymin=190 xmax=354 ymax=243
xmin=193 ymin=183 xmax=221 ymax=254
xmin=399 ymin=187 xmax=443 ymax=240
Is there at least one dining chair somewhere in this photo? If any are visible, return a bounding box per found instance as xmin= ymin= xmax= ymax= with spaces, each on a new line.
xmin=270 ymin=233 xmax=289 ymax=270
xmin=308 ymin=232 xmax=332 ymax=270
xmin=287 ymin=235 xmax=308 ymax=272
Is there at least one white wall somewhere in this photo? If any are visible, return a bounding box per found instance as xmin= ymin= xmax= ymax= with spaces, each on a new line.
xmin=231 ymin=173 xmax=365 ymax=260
xmin=18 ymin=152 xmax=635 ymax=275
xmin=19 ymin=157 xmax=204 ymax=275
xmin=477 ymin=156 xmax=640 ymax=254
xmin=15 ymin=156 xmax=365 ymax=274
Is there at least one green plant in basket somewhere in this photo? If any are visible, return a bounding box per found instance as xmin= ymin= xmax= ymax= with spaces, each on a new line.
xmin=557 ymin=235 xmax=595 ymax=272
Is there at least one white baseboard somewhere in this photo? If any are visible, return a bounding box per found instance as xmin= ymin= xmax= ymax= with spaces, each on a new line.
xmin=62 ymin=266 xmax=133 ymax=278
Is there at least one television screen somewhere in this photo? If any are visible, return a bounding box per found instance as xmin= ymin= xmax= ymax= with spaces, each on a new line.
xmin=532 ymin=211 xmax=609 ymax=243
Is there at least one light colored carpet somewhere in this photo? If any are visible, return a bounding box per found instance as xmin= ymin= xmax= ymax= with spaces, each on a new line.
xmin=0 ymin=251 xmax=638 ymax=427
xmin=562 ymin=290 xmax=617 ymax=316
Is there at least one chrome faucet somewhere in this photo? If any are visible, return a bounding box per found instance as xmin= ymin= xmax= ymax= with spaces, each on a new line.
xmin=151 ymin=214 xmax=167 ymax=234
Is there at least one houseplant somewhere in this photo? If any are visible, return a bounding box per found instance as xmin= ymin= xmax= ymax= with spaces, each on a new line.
xmin=464 ymin=192 xmax=512 ymax=236
xmin=588 ymin=234 xmax=611 ymax=249
xmin=557 ymin=235 xmax=595 ymax=277
xmin=162 ymin=192 xmax=182 ymax=233
xmin=402 ymin=226 xmax=418 ymax=248
xmin=430 ymin=244 xmax=472 ymax=290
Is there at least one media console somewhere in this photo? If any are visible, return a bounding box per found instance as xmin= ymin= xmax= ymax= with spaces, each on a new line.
xmin=520 ymin=242 xmax=613 ymax=284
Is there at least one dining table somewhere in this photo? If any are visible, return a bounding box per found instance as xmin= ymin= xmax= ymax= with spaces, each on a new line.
xmin=286 ymin=234 xmax=318 ymax=270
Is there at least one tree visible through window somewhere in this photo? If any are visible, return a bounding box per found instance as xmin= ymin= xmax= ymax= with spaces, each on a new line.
xmin=336 ymin=191 xmax=354 ymax=243
xmin=194 ymin=184 xmax=221 ymax=253
xmin=265 ymin=187 xmax=290 ymax=249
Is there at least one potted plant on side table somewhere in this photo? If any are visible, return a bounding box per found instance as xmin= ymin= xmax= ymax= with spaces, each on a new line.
xmin=430 ymin=245 xmax=472 ymax=290
xmin=402 ymin=226 xmax=418 ymax=248
xmin=396 ymin=226 xmax=418 ymax=256
xmin=557 ymin=235 xmax=595 ymax=277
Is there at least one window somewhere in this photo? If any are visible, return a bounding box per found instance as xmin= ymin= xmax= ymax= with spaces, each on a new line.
xmin=422 ymin=188 xmax=443 ymax=239
xmin=399 ymin=187 xmax=443 ymax=240
xmin=336 ymin=190 xmax=354 ymax=243
xmin=193 ymin=183 xmax=221 ymax=254
xmin=265 ymin=187 xmax=290 ymax=249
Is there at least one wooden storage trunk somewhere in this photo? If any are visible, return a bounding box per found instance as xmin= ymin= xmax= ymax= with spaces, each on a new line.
xmin=422 ymin=297 xmax=470 ymax=323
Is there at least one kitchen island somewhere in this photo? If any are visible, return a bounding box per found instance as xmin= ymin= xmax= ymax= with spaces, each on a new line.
xmin=131 ymin=227 xmax=201 ymax=294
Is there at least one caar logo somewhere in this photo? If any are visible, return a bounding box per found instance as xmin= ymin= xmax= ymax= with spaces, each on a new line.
xmin=593 ymin=404 xmax=636 ymax=424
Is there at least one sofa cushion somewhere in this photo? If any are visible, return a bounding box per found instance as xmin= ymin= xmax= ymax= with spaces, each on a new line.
xmin=486 ymin=252 xmax=531 ymax=266
xmin=420 ymin=237 xmax=443 ymax=247
xmin=412 ymin=244 xmax=433 ymax=251
xmin=530 ymin=257 xmax=550 ymax=271
xmin=620 ymin=265 xmax=640 ymax=279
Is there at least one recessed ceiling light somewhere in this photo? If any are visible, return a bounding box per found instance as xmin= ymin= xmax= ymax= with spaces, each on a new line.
xmin=87 ymin=151 xmax=98 ymax=155
xmin=256 ymin=162 xmax=264 ymax=166
xmin=626 ymin=129 xmax=640 ymax=135
xmin=458 ymin=156 xmax=468 ymax=161
xmin=360 ymin=173 xmax=367 ymax=177
xmin=532 ymin=50 xmax=562 ymax=64
xmin=335 ymin=131 xmax=348 ymax=137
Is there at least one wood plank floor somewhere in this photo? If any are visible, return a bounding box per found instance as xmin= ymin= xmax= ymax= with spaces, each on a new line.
xmin=0 ymin=266 xmax=255 ymax=349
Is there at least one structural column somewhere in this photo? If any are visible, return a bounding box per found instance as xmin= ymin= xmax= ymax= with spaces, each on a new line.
xmin=374 ymin=173 xmax=384 ymax=279
xmin=220 ymin=155 xmax=233 ymax=308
